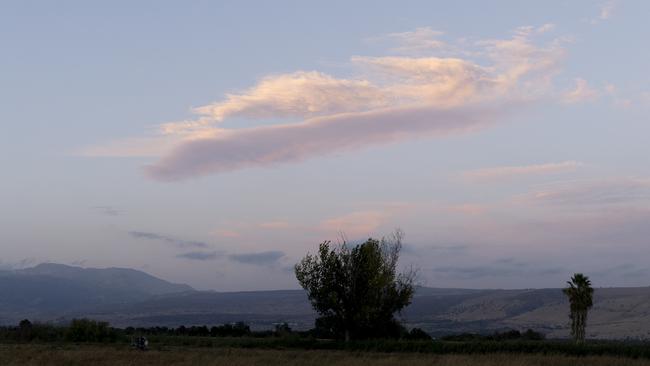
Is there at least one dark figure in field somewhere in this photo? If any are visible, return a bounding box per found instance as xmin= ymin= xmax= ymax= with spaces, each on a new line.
xmin=131 ymin=336 xmax=148 ymax=351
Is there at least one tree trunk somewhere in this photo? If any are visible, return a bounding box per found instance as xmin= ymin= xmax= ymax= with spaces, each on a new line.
xmin=345 ymin=329 xmax=350 ymax=342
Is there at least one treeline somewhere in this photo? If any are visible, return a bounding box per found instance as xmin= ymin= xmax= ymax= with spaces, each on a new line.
xmin=0 ymin=318 xmax=431 ymax=343
xmin=6 ymin=318 xmax=650 ymax=359
xmin=4 ymin=318 xmax=547 ymax=344
xmin=124 ymin=322 xmax=281 ymax=338
xmin=0 ymin=319 xmax=119 ymax=343
xmin=125 ymin=321 xmax=431 ymax=341
xmin=0 ymin=319 xmax=273 ymax=343
xmin=441 ymin=329 xmax=546 ymax=342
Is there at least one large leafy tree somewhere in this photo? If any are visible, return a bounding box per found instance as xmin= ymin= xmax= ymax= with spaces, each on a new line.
xmin=563 ymin=273 xmax=594 ymax=343
xmin=295 ymin=230 xmax=415 ymax=341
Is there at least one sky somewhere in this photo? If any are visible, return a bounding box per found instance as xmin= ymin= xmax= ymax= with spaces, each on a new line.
xmin=1 ymin=0 xmax=649 ymax=291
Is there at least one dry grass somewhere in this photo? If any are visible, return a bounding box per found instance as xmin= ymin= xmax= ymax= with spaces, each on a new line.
xmin=2 ymin=344 xmax=650 ymax=366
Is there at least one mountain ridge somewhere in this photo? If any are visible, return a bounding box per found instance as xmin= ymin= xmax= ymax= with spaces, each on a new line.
xmin=3 ymin=263 xmax=650 ymax=340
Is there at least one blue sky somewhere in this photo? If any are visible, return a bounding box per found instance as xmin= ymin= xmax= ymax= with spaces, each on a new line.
xmin=1 ymin=1 xmax=649 ymax=290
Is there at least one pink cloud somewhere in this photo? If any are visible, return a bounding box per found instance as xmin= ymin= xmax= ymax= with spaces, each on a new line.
xmin=446 ymin=203 xmax=487 ymax=215
xmin=191 ymin=71 xmax=389 ymax=123
xmin=318 ymin=210 xmax=389 ymax=238
xmin=259 ymin=221 xmax=291 ymax=229
xmin=145 ymin=104 xmax=503 ymax=181
xmin=522 ymin=178 xmax=650 ymax=207
xmin=212 ymin=229 xmax=241 ymax=238
xmin=563 ymin=78 xmax=599 ymax=104
xmin=463 ymin=161 xmax=583 ymax=181
xmin=84 ymin=26 xmax=567 ymax=180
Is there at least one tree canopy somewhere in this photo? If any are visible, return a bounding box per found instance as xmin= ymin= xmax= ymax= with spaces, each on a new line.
xmin=295 ymin=230 xmax=415 ymax=341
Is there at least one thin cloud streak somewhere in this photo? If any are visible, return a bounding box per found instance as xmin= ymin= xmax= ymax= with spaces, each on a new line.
xmin=318 ymin=209 xmax=390 ymax=238
xmin=432 ymin=265 xmax=564 ymax=280
xmin=145 ymin=105 xmax=505 ymax=181
xmin=91 ymin=206 xmax=122 ymax=216
xmin=589 ymin=1 xmax=616 ymax=24
xmin=129 ymin=231 xmax=210 ymax=249
xmin=524 ymin=178 xmax=650 ymax=206
xmin=383 ymin=27 xmax=447 ymax=54
xmin=228 ymin=251 xmax=285 ymax=266
xmin=177 ymin=251 xmax=221 ymax=261
xmin=463 ymin=161 xmax=583 ymax=181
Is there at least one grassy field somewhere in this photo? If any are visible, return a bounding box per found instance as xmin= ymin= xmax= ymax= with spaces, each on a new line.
xmin=2 ymin=344 xmax=650 ymax=366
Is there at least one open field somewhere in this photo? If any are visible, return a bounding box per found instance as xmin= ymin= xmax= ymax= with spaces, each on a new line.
xmin=2 ymin=345 xmax=650 ymax=366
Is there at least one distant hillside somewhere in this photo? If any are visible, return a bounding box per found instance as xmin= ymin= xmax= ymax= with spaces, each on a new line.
xmin=3 ymin=263 xmax=650 ymax=339
xmin=20 ymin=263 xmax=193 ymax=296
xmin=85 ymin=290 xmax=315 ymax=330
xmin=0 ymin=263 xmax=193 ymax=324
xmin=80 ymin=286 xmax=650 ymax=340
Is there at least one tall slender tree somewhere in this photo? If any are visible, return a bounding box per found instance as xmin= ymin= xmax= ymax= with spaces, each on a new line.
xmin=563 ymin=273 xmax=594 ymax=343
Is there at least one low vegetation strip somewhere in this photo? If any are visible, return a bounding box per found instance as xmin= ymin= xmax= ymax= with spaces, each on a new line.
xmin=145 ymin=336 xmax=650 ymax=359
xmin=4 ymin=320 xmax=650 ymax=360
xmin=2 ymin=345 xmax=650 ymax=366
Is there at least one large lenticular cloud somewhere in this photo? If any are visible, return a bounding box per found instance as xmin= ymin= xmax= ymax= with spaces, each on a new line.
xmin=84 ymin=26 xmax=566 ymax=181
xmin=145 ymin=104 xmax=503 ymax=181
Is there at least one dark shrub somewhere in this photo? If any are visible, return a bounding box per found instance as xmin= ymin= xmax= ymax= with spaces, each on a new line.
xmin=405 ymin=328 xmax=432 ymax=340
xmin=65 ymin=318 xmax=117 ymax=343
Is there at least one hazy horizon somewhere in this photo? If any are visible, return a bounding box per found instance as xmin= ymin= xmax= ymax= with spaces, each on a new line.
xmin=2 ymin=1 xmax=650 ymax=291
xmin=13 ymin=261 xmax=650 ymax=293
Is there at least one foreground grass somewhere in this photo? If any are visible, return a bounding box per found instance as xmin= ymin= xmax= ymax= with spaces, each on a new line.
xmin=2 ymin=344 xmax=650 ymax=366
xmin=144 ymin=335 xmax=650 ymax=359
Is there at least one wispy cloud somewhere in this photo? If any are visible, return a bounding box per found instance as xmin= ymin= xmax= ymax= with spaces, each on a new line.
xmin=536 ymin=23 xmax=556 ymax=34
xmin=129 ymin=231 xmax=210 ymax=248
xmin=212 ymin=229 xmax=241 ymax=238
xmin=641 ymin=91 xmax=650 ymax=106
xmin=146 ymin=105 xmax=505 ymax=181
xmin=91 ymin=206 xmax=122 ymax=216
xmin=600 ymin=1 xmax=616 ymax=20
xmin=463 ymin=161 xmax=583 ymax=181
xmin=433 ymin=258 xmax=564 ymax=279
xmin=81 ymin=135 xmax=186 ymax=157
xmin=177 ymin=251 xmax=221 ymax=261
xmin=563 ymin=78 xmax=599 ymax=104
xmin=403 ymin=243 xmax=469 ymax=256
xmin=433 ymin=265 xmax=521 ymax=279
xmin=318 ymin=210 xmax=390 ymax=238
xmin=228 ymin=251 xmax=285 ymax=266
xmin=603 ymin=83 xmax=635 ymax=109
xmin=523 ymin=178 xmax=650 ymax=206
xmin=446 ymin=203 xmax=487 ymax=215
xmin=592 ymin=263 xmax=650 ymax=279
xmin=259 ymin=221 xmax=291 ymax=229
xmin=85 ymin=26 xmax=567 ymax=181
xmin=187 ymin=71 xmax=389 ymax=125
xmin=590 ymin=1 xmax=616 ymax=24
xmin=381 ymin=27 xmax=447 ymax=55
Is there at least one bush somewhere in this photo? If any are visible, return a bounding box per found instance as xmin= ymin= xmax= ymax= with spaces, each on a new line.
xmin=522 ymin=329 xmax=545 ymax=341
xmin=65 ymin=319 xmax=118 ymax=343
xmin=210 ymin=322 xmax=251 ymax=337
xmin=405 ymin=328 xmax=432 ymax=341
xmin=440 ymin=329 xmax=545 ymax=342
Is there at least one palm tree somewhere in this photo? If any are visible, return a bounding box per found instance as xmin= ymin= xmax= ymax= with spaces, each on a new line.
xmin=563 ymin=273 xmax=594 ymax=343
